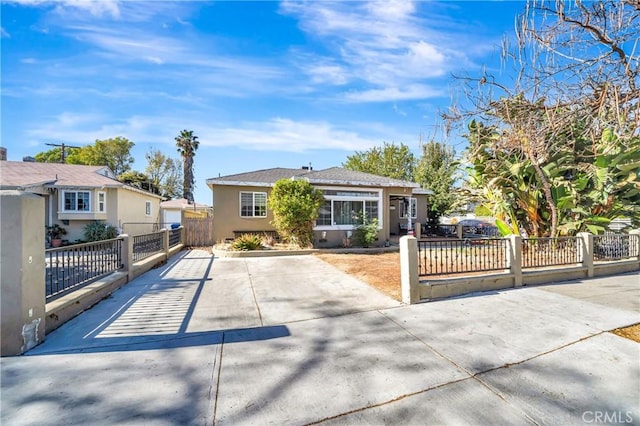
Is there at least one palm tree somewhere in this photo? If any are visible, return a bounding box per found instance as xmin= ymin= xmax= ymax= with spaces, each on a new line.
xmin=175 ymin=130 xmax=199 ymax=203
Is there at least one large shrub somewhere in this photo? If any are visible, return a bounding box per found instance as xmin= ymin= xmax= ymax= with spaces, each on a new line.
xmin=351 ymin=213 xmax=379 ymax=247
xmin=83 ymin=221 xmax=118 ymax=242
xmin=268 ymin=179 xmax=324 ymax=248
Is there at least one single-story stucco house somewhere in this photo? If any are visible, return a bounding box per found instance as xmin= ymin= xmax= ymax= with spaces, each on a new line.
xmin=206 ymin=167 xmax=432 ymax=247
xmin=0 ymin=161 xmax=164 ymax=242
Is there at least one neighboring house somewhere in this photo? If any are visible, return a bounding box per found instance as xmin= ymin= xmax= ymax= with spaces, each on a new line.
xmin=0 ymin=161 xmax=164 ymax=242
xmin=206 ymin=167 xmax=432 ymax=247
xmin=160 ymin=198 xmax=211 ymax=225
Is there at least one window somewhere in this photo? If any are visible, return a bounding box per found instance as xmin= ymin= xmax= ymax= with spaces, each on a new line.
xmin=240 ymin=192 xmax=267 ymax=217
xmin=399 ymin=197 xmax=417 ymax=219
xmin=63 ymin=191 xmax=91 ymax=212
xmin=145 ymin=201 xmax=152 ymax=216
xmin=98 ymin=192 xmax=106 ymax=213
xmin=315 ymin=188 xmax=382 ymax=229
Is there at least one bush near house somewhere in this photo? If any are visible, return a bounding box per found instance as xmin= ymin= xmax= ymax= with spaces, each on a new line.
xmin=269 ymin=179 xmax=324 ymax=248
xmin=83 ymin=221 xmax=118 ymax=242
xmin=351 ymin=213 xmax=379 ymax=247
xmin=231 ymin=233 xmax=263 ymax=251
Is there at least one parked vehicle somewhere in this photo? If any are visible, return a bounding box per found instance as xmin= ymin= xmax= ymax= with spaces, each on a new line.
xmin=457 ymin=219 xmax=499 ymax=238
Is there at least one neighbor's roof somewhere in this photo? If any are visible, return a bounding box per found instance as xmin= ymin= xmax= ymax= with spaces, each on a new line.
xmin=206 ymin=166 xmax=424 ymax=189
xmin=160 ymin=198 xmax=210 ymax=209
xmin=0 ymin=161 xmax=163 ymax=198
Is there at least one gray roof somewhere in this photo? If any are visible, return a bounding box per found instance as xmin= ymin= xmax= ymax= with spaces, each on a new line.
xmin=0 ymin=161 xmax=163 ymax=198
xmin=206 ymin=167 xmax=420 ymax=188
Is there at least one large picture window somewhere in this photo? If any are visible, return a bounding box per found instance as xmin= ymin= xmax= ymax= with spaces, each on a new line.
xmin=63 ymin=191 xmax=91 ymax=212
xmin=240 ymin=192 xmax=267 ymax=217
xmin=315 ymin=188 xmax=381 ymax=229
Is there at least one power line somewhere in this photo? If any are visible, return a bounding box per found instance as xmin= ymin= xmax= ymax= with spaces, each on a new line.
xmin=45 ymin=143 xmax=81 ymax=163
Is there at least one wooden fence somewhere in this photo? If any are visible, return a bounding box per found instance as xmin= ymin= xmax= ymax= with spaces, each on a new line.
xmin=183 ymin=217 xmax=214 ymax=246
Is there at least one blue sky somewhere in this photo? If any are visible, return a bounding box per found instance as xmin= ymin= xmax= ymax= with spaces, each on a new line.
xmin=1 ymin=0 xmax=525 ymax=204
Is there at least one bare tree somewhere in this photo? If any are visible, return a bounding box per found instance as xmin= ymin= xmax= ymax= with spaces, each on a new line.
xmin=448 ymin=0 xmax=639 ymax=236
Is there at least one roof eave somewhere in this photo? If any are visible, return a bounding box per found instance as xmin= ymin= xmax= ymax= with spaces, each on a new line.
xmin=308 ymin=178 xmax=419 ymax=188
xmin=206 ymin=180 xmax=274 ymax=188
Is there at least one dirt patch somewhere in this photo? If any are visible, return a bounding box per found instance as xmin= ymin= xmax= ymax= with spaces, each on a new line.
xmin=611 ymin=323 xmax=640 ymax=343
xmin=315 ymin=252 xmax=402 ymax=301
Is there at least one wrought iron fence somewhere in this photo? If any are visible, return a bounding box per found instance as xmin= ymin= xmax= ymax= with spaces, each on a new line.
xmin=594 ymin=233 xmax=639 ymax=261
xmin=420 ymin=224 xmax=458 ymax=238
xmin=46 ymin=238 xmax=123 ymax=301
xmin=169 ymin=227 xmax=183 ymax=247
xmin=418 ymin=238 xmax=508 ymax=276
xmin=133 ymin=231 xmax=165 ymax=262
xmin=522 ymin=237 xmax=581 ymax=269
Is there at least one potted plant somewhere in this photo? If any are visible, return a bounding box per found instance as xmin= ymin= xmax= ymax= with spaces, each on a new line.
xmin=46 ymin=224 xmax=67 ymax=248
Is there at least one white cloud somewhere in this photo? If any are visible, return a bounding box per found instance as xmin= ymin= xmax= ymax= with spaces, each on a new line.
xmin=393 ymin=104 xmax=407 ymax=117
xmin=345 ymin=84 xmax=443 ymax=102
xmin=280 ymin=1 xmax=479 ymax=102
xmin=55 ymin=0 xmax=120 ymax=18
xmin=24 ymin=113 xmax=395 ymax=153
xmin=8 ymin=0 xmax=121 ymax=18
xmin=1 ymin=27 xmax=10 ymax=38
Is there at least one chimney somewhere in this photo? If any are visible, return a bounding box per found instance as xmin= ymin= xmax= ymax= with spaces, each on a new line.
xmin=0 ymin=147 xmax=6 ymax=161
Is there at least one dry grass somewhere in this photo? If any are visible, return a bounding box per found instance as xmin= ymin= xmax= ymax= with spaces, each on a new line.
xmin=611 ymin=323 xmax=640 ymax=343
xmin=315 ymin=252 xmax=402 ymax=301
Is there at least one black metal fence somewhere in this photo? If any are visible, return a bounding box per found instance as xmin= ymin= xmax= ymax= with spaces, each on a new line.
xmin=169 ymin=227 xmax=182 ymax=247
xmin=522 ymin=237 xmax=581 ymax=269
xmin=132 ymin=231 xmax=165 ymax=262
xmin=46 ymin=238 xmax=123 ymax=301
xmin=418 ymin=238 xmax=508 ymax=276
xmin=594 ymin=233 xmax=639 ymax=261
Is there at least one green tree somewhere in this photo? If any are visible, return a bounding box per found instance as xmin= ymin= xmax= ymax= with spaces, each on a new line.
xmin=175 ymin=130 xmax=199 ymax=203
xmin=268 ymin=179 xmax=324 ymax=248
xmin=34 ymin=137 xmax=134 ymax=175
xmin=145 ymin=148 xmax=183 ymax=198
xmin=414 ymin=141 xmax=458 ymax=223
xmin=34 ymin=147 xmax=81 ymax=163
xmin=343 ymin=142 xmax=415 ymax=181
xmin=118 ymin=170 xmax=159 ymax=194
xmin=450 ymin=0 xmax=639 ymax=236
xmin=71 ymin=137 xmax=135 ymax=176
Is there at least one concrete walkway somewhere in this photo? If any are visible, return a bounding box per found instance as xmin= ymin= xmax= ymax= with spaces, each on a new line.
xmin=1 ymin=249 xmax=639 ymax=425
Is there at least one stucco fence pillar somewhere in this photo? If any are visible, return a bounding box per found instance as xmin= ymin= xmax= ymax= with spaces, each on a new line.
xmin=400 ymin=235 xmax=420 ymax=304
xmin=1 ymin=190 xmax=46 ymax=356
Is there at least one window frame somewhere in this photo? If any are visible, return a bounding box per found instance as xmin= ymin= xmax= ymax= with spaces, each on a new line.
xmin=145 ymin=201 xmax=152 ymax=217
xmin=62 ymin=190 xmax=92 ymax=212
xmin=97 ymin=191 xmax=106 ymax=213
xmin=314 ymin=186 xmax=383 ymax=231
xmin=239 ymin=191 xmax=268 ymax=218
xmin=399 ymin=197 xmax=417 ymax=220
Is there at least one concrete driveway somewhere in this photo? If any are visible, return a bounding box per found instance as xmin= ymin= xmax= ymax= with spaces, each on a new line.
xmin=1 ymin=249 xmax=639 ymax=425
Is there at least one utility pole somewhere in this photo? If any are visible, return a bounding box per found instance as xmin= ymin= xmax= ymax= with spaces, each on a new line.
xmin=45 ymin=143 xmax=81 ymax=163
